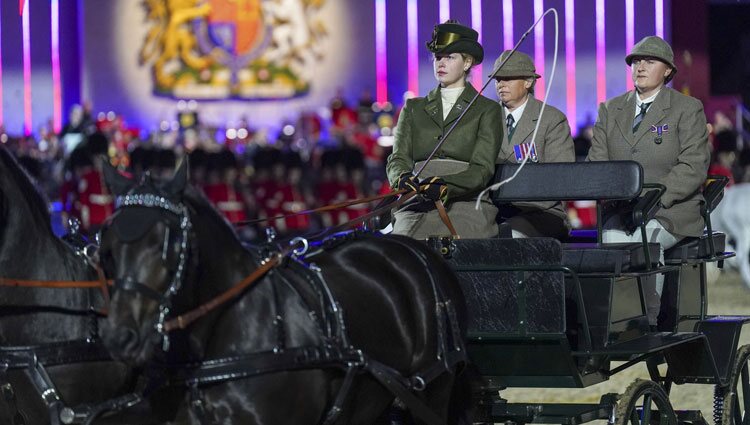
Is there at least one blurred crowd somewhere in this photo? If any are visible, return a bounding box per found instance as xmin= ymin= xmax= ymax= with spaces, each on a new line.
xmin=0 ymin=90 xmax=400 ymax=241
xmin=2 ymin=94 xmax=749 ymax=241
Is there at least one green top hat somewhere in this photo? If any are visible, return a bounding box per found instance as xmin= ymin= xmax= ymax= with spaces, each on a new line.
xmin=427 ymin=21 xmax=484 ymax=65
xmin=490 ymin=50 xmax=541 ymax=79
xmin=625 ymin=36 xmax=677 ymax=82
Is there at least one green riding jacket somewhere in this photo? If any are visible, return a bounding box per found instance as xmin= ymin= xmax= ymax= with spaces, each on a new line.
xmin=386 ymin=84 xmax=503 ymax=202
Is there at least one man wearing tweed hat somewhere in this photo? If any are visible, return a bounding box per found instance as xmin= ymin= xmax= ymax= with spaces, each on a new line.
xmin=491 ymin=50 xmax=575 ymax=239
xmin=587 ymin=35 xmax=711 ymax=328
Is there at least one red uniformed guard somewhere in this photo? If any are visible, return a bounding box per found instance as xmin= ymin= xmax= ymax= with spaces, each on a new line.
xmin=339 ymin=146 xmax=370 ymax=224
xmin=75 ymin=133 xmax=114 ymax=235
xmin=251 ymin=147 xmax=281 ymax=226
xmin=60 ymin=147 xmax=90 ymax=229
xmin=203 ymin=150 xmax=248 ymax=224
xmin=271 ymin=151 xmax=310 ymax=235
xmin=316 ymin=149 xmax=342 ymax=227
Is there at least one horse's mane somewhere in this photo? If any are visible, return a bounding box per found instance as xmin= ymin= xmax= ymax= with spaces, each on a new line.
xmin=183 ymin=185 xmax=243 ymax=242
xmin=0 ymin=145 xmax=54 ymax=232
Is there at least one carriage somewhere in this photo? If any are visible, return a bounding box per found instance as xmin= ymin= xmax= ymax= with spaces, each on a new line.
xmin=1 ymin=142 xmax=747 ymax=424
xmin=430 ymin=160 xmax=746 ymax=425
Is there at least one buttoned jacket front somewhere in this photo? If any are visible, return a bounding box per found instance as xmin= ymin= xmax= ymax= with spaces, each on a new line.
xmin=386 ymin=84 xmax=503 ymax=202
xmin=587 ymin=87 xmax=710 ymax=237
xmin=497 ymin=96 xmax=575 ymax=221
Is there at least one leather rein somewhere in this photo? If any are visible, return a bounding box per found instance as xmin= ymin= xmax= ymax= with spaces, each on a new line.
xmin=235 ymin=187 xmax=459 ymax=239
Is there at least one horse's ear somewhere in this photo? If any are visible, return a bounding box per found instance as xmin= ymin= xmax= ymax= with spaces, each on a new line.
xmin=102 ymin=158 xmax=133 ymax=196
xmin=165 ymin=158 xmax=189 ymax=197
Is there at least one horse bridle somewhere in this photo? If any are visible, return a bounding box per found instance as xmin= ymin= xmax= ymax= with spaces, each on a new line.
xmin=112 ymin=193 xmax=191 ymax=351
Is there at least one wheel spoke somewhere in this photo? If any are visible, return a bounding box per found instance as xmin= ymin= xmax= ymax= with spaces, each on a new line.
xmin=630 ymin=409 xmax=641 ymax=425
xmin=643 ymin=395 xmax=653 ymax=425
xmin=617 ymin=380 xmax=675 ymax=425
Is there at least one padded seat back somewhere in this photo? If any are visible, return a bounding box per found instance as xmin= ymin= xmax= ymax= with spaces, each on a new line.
xmin=492 ymin=161 xmax=643 ymax=204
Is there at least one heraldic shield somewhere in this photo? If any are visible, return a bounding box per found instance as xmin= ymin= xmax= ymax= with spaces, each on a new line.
xmin=140 ymin=0 xmax=327 ymax=100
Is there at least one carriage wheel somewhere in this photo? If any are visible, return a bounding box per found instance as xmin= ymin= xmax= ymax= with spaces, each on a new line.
xmin=615 ymin=379 xmax=677 ymax=425
xmin=721 ymin=345 xmax=750 ymax=425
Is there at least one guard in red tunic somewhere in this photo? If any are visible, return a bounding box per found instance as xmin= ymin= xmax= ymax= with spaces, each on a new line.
xmin=270 ymin=151 xmax=310 ymax=235
xmin=60 ymin=147 xmax=90 ymax=229
xmin=203 ymin=150 xmax=248 ymax=224
xmin=250 ymin=147 xmax=281 ymax=225
xmin=75 ymin=133 xmax=114 ymax=235
xmin=339 ymin=147 xmax=370 ymax=224
xmin=316 ymin=149 xmax=342 ymax=227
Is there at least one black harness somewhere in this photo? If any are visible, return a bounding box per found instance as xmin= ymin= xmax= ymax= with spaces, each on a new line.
xmin=0 ymin=235 xmax=140 ymax=425
xmin=0 ymin=340 xmax=144 ymax=425
xmin=110 ymin=193 xmax=466 ymax=425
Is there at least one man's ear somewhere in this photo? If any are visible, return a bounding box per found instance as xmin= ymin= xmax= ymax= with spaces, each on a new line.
xmin=164 ymin=158 xmax=189 ymax=197
xmin=102 ymin=158 xmax=133 ymax=196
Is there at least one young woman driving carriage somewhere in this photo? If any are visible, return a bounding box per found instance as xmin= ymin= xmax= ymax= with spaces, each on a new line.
xmin=386 ymin=20 xmax=503 ymax=239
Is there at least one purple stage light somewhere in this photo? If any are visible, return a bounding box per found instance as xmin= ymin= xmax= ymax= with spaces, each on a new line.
xmin=407 ymin=0 xmax=419 ymax=95
xmin=376 ymin=0 xmax=388 ymax=104
xmin=565 ymin=0 xmax=576 ymax=131
xmin=471 ymin=0 xmax=483 ymax=89
xmin=52 ymin=0 xmax=62 ymax=133
xmin=22 ymin=0 xmax=32 ymax=136
xmin=595 ymin=0 xmax=606 ymax=105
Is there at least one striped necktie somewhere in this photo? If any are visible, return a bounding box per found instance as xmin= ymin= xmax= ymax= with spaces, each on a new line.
xmin=506 ymin=114 xmax=516 ymax=141
xmin=633 ymin=102 xmax=652 ymax=133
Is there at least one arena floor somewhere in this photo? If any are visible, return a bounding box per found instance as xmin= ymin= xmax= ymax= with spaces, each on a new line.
xmin=498 ymin=269 xmax=750 ymax=423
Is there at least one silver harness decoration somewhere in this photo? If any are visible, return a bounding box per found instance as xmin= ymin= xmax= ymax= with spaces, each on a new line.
xmin=115 ymin=193 xmax=192 ymax=351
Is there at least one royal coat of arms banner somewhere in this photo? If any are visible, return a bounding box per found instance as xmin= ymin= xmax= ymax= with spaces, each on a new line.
xmin=140 ymin=0 xmax=327 ymax=100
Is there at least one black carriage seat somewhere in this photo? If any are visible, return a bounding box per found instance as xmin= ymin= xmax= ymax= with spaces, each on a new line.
xmin=664 ymin=175 xmax=730 ymax=264
xmin=664 ymin=231 xmax=726 ymax=263
xmin=563 ymin=242 xmax=660 ymax=274
xmin=492 ymin=161 xmax=663 ymax=275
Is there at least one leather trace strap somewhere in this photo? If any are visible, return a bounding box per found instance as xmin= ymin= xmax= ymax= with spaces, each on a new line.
xmin=434 ymin=200 xmax=458 ymax=238
xmin=162 ymin=253 xmax=282 ymax=332
xmin=0 ymin=277 xmax=112 ymax=289
xmin=1 ymin=273 xmax=112 ymax=316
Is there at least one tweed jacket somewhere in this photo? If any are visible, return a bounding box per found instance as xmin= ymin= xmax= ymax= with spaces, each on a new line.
xmin=497 ymin=96 xmax=575 ymax=221
xmin=587 ymin=87 xmax=710 ymax=237
xmin=386 ymin=84 xmax=503 ymax=202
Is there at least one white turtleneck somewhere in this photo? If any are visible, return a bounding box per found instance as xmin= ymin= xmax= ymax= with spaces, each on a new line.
xmin=441 ymin=86 xmax=464 ymax=119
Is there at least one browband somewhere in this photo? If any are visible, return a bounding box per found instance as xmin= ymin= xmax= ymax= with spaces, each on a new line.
xmin=116 ymin=193 xmax=185 ymax=216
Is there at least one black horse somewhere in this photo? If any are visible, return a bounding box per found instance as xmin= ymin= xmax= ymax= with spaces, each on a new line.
xmin=98 ymin=160 xmax=471 ymax=425
xmin=0 ymin=145 xmax=135 ymax=425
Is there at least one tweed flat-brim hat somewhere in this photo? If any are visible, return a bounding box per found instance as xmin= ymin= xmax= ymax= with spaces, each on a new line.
xmin=489 ymin=50 xmax=541 ymax=79
xmin=625 ymin=35 xmax=677 ymax=81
